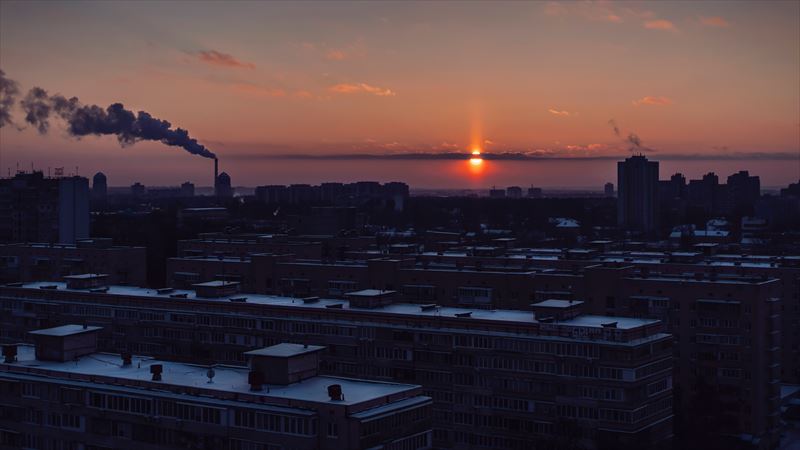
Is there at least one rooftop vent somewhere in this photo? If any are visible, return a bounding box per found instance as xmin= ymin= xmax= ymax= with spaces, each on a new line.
xmin=2 ymin=344 xmax=17 ymax=363
xmin=156 ymin=288 xmax=174 ymax=295
xmin=150 ymin=364 xmax=163 ymax=381
xmin=327 ymin=384 xmax=343 ymax=401
xmin=244 ymin=343 xmax=325 ymax=386
xmin=121 ymin=352 xmax=132 ymax=367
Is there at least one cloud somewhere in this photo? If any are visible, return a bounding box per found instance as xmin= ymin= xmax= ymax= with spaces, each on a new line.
xmin=329 ymin=83 xmax=396 ymax=97
xmin=632 ymin=96 xmax=673 ymax=106
xmin=644 ymin=19 xmax=677 ymax=31
xmin=197 ymin=50 xmax=256 ymax=69
xmin=700 ymin=16 xmax=731 ymax=28
xmin=548 ymin=108 xmax=572 ymax=117
xmin=326 ymin=50 xmax=347 ymax=61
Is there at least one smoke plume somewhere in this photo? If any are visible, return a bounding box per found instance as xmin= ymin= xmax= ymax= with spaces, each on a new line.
xmin=608 ymin=119 xmax=620 ymax=137
xmin=608 ymin=118 xmax=652 ymax=152
xmin=5 ymin=71 xmax=215 ymax=159
xmin=0 ymin=70 xmax=19 ymax=128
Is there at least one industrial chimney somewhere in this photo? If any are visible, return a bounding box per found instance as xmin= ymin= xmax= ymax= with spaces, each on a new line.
xmin=214 ymin=158 xmax=219 ymax=196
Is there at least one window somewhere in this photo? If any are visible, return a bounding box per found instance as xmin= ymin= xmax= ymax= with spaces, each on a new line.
xmin=327 ymin=422 xmax=338 ymax=437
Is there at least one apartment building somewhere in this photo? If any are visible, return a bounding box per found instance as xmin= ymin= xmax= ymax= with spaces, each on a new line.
xmin=0 ymin=279 xmax=673 ymax=450
xmin=580 ymin=264 xmax=782 ymax=449
xmin=0 ymin=238 xmax=147 ymax=286
xmin=0 ymin=326 xmax=432 ymax=450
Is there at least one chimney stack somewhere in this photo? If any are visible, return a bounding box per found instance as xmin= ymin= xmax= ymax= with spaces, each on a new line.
xmin=327 ymin=384 xmax=343 ymax=401
xmin=214 ymin=158 xmax=219 ymax=196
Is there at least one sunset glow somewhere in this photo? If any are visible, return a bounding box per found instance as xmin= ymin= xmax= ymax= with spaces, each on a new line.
xmin=0 ymin=1 xmax=797 ymax=187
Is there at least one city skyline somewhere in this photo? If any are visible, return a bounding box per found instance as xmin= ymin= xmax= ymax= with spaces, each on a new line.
xmin=1 ymin=1 xmax=799 ymax=188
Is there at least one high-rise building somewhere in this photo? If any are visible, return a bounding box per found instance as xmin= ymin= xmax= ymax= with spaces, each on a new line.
xmin=617 ymin=155 xmax=659 ymax=233
xmin=727 ymin=170 xmax=760 ymax=215
xmin=0 ymin=172 xmax=89 ymax=244
xmin=58 ymin=176 xmax=90 ymax=244
xmin=216 ymin=172 xmax=233 ymax=198
xmin=91 ymin=172 xmax=107 ymax=203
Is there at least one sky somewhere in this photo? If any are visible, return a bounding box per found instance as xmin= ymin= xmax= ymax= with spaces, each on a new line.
xmin=0 ymin=1 xmax=798 ymax=189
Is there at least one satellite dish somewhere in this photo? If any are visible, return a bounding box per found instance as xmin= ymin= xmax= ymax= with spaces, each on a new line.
xmin=207 ymin=368 xmax=216 ymax=384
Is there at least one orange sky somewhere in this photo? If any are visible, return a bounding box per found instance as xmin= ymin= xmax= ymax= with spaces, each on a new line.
xmin=0 ymin=1 xmax=798 ymax=188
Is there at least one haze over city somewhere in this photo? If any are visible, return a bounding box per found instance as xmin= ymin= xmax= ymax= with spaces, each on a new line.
xmin=1 ymin=1 xmax=798 ymax=188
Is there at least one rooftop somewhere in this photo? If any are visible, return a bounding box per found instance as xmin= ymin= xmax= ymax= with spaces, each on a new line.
xmin=28 ymin=324 xmax=103 ymax=337
xmin=8 ymin=281 xmax=659 ymax=335
xmin=244 ymin=343 xmax=325 ymax=358
xmin=6 ymin=345 xmax=417 ymax=407
xmin=531 ymin=299 xmax=584 ymax=309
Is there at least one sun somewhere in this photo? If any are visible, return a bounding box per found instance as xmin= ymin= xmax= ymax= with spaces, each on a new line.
xmin=469 ymin=157 xmax=483 ymax=166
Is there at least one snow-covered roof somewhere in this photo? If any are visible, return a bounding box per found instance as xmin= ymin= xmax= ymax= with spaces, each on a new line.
xmin=28 ymin=324 xmax=103 ymax=337
xmin=8 ymin=345 xmax=417 ymax=407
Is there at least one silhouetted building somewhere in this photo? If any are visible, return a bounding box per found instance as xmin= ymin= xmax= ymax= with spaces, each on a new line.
xmin=0 ymin=172 xmax=89 ymax=244
xmin=527 ymin=187 xmax=543 ymax=198
xmin=216 ymin=172 xmax=233 ymax=198
xmin=130 ymin=182 xmax=145 ymax=198
xmin=181 ymin=181 xmax=195 ymax=197
xmin=489 ymin=187 xmax=505 ymax=198
xmin=727 ymin=170 xmax=760 ymax=215
xmin=617 ymin=155 xmax=659 ymax=233
xmin=91 ymin=171 xmax=107 ymax=202
xmin=506 ymin=186 xmax=522 ymax=198
xmin=604 ymin=182 xmax=614 ymax=198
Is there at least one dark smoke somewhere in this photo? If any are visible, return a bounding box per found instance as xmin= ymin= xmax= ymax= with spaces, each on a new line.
xmin=19 ymin=85 xmax=215 ymax=159
xmin=608 ymin=119 xmax=620 ymax=137
xmin=608 ymin=119 xmax=652 ymax=152
xmin=0 ymin=70 xmax=20 ymax=128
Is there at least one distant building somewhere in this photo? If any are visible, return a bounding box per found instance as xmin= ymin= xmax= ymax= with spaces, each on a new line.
xmin=489 ymin=187 xmax=506 ymax=198
xmin=91 ymin=172 xmax=107 ymax=203
xmin=617 ymin=155 xmax=659 ymax=233
xmin=604 ymin=182 xmax=614 ymax=198
xmin=527 ymin=186 xmax=543 ymax=198
xmin=216 ymin=172 xmax=233 ymax=198
xmin=130 ymin=182 xmax=146 ymax=198
xmin=506 ymin=186 xmax=522 ymax=198
xmin=0 ymin=329 xmax=433 ymax=450
xmin=181 ymin=181 xmax=195 ymax=197
xmin=727 ymin=170 xmax=760 ymax=215
xmin=0 ymin=172 xmax=89 ymax=244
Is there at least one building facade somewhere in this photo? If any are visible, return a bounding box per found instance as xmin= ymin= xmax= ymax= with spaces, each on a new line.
xmin=0 ymin=281 xmax=673 ymax=450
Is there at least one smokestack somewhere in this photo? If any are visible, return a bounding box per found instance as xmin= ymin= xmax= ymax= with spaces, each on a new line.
xmin=214 ymin=158 xmax=219 ymax=196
